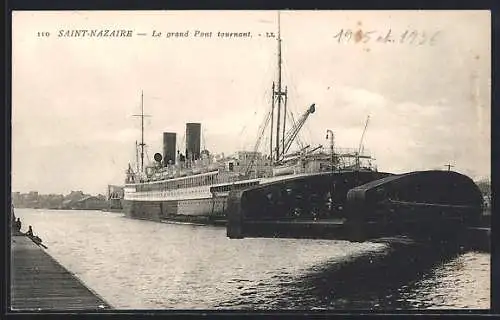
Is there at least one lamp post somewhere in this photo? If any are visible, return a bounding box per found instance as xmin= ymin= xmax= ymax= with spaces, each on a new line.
xmin=326 ymin=130 xmax=334 ymax=172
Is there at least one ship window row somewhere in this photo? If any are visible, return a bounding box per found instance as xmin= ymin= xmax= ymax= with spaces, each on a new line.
xmin=127 ymin=187 xmax=210 ymax=199
xmin=136 ymin=174 xmax=219 ymax=192
xmin=210 ymin=181 xmax=258 ymax=193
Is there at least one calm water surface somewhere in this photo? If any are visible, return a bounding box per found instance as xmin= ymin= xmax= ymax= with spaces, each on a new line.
xmin=13 ymin=209 xmax=490 ymax=310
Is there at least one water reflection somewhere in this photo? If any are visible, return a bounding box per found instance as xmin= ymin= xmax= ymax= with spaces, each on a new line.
xmin=399 ymin=252 xmax=490 ymax=309
xmin=275 ymin=243 xmax=464 ymax=310
xmin=13 ymin=209 xmax=489 ymax=310
xmin=216 ymin=239 xmax=476 ymax=310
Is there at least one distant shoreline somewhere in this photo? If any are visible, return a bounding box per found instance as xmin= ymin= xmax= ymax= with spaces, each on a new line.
xmin=14 ymin=207 xmax=123 ymax=212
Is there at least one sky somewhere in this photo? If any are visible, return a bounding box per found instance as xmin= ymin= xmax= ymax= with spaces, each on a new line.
xmin=12 ymin=10 xmax=491 ymax=195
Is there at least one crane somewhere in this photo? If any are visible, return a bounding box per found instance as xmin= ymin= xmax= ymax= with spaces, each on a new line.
xmin=281 ymin=144 xmax=323 ymax=163
xmin=356 ymin=115 xmax=370 ymax=169
xmin=244 ymin=110 xmax=273 ymax=175
xmin=286 ymin=107 xmax=305 ymax=151
xmin=278 ymin=103 xmax=316 ymax=161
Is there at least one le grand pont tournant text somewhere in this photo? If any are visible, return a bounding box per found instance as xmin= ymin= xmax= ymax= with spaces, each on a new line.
xmin=56 ymin=29 xmax=252 ymax=38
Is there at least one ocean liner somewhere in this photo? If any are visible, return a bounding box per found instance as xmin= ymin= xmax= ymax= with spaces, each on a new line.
xmin=122 ymin=13 xmax=390 ymax=224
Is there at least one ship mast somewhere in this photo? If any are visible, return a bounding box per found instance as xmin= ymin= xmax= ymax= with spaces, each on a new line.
xmin=272 ymin=11 xmax=287 ymax=163
xmin=140 ymin=91 xmax=145 ymax=172
xmin=135 ymin=140 xmax=139 ymax=173
xmin=133 ymin=90 xmax=150 ymax=173
xmin=270 ymin=83 xmax=274 ymax=160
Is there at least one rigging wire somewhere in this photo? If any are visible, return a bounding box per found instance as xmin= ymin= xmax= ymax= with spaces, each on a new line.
xmin=237 ymin=46 xmax=276 ymax=152
xmin=242 ymin=49 xmax=278 ymax=153
xmin=281 ymin=56 xmax=312 ymax=152
xmin=288 ymin=77 xmax=322 ymax=150
xmin=246 ymin=109 xmax=272 ymax=173
xmin=145 ymin=147 xmax=150 ymax=165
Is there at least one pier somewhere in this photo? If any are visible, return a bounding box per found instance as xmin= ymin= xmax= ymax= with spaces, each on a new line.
xmin=10 ymin=234 xmax=110 ymax=311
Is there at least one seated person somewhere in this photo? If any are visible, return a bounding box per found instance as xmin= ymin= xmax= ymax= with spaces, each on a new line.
xmin=15 ymin=218 xmax=21 ymax=232
xmin=25 ymin=225 xmax=33 ymax=237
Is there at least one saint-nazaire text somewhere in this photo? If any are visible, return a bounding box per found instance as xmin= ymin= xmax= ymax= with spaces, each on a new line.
xmin=58 ymin=29 xmax=133 ymax=37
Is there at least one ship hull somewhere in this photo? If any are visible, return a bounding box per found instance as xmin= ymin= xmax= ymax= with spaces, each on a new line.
xmin=123 ymin=196 xmax=228 ymax=224
xmin=122 ymin=170 xmax=391 ymax=225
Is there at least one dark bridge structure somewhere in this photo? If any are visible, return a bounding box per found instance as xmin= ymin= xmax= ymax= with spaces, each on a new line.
xmin=227 ymin=170 xmax=487 ymax=248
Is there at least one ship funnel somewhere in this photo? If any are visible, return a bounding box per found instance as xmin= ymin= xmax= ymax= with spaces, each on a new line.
xmin=186 ymin=123 xmax=201 ymax=161
xmin=163 ymin=132 xmax=177 ymax=166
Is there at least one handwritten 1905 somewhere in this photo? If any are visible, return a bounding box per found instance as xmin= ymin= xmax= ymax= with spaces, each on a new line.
xmin=334 ymin=29 xmax=440 ymax=46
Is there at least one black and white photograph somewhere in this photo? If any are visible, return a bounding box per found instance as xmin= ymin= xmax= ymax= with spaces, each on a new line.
xmin=10 ymin=10 xmax=491 ymax=311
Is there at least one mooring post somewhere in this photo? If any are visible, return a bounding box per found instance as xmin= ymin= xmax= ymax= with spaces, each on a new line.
xmin=345 ymin=188 xmax=368 ymax=242
xmin=227 ymin=190 xmax=245 ymax=239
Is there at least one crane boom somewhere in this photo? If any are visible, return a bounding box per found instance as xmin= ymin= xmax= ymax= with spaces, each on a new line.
xmin=358 ymin=115 xmax=370 ymax=155
xmin=354 ymin=115 xmax=370 ymax=170
xmin=278 ymin=103 xmax=316 ymax=160
xmin=286 ymin=107 xmax=305 ymax=150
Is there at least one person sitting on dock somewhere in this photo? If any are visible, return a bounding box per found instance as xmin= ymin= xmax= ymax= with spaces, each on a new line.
xmin=14 ymin=218 xmax=22 ymax=233
xmin=24 ymin=226 xmax=48 ymax=249
xmin=25 ymin=225 xmax=33 ymax=237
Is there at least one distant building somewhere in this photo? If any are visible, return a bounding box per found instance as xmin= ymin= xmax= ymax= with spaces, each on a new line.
xmin=22 ymin=191 xmax=41 ymax=208
xmin=107 ymin=185 xmax=124 ymax=210
xmin=27 ymin=191 xmax=39 ymax=199
xmin=13 ymin=190 xmax=108 ymax=211
xmin=72 ymin=196 xmax=108 ymax=210
xmin=65 ymin=191 xmax=85 ymax=201
xmin=12 ymin=192 xmax=21 ymax=206
xmin=38 ymin=194 xmax=64 ymax=209
xmin=61 ymin=199 xmax=76 ymax=209
xmin=224 ymin=151 xmax=271 ymax=176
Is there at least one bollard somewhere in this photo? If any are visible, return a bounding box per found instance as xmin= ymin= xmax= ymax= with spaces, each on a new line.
xmin=227 ymin=190 xmax=245 ymax=239
xmin=345 ymin=188 xmax=368 ymax=242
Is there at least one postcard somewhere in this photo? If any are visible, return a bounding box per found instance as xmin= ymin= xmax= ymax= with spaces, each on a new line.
xmin=10 ymin=10 xmax=491 ymax=311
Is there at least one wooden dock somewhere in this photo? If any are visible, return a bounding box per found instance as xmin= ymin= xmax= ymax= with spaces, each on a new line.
xmin=10 ymin=235 xmax=111 ymax=311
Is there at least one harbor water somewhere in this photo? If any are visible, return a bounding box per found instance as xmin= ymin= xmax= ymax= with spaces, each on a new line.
xmin=13 ymin=208 xmax=490 ymax=310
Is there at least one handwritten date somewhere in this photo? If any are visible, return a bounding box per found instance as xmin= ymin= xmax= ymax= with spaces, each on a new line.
xmin=334 ymin=29 xmax=440 ymax=46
